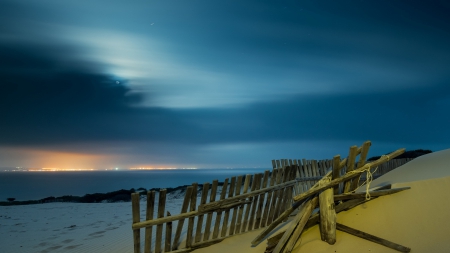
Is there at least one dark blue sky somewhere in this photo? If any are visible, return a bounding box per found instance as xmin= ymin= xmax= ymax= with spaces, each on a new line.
xmin=1 ymin=0 xmax=449 ymax=169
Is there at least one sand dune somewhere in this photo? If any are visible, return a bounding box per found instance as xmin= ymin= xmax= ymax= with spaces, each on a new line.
xmin=194 ymin=149 xmax=450 ymax=253
xmin=2 ymin=149 xmax=449 ymax=253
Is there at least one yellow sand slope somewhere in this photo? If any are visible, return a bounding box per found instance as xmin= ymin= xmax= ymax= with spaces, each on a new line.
xmin=195 ymin=149 xmax=450 ymax=253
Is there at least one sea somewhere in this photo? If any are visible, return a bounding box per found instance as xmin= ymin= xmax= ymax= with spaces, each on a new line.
xmin=0 ymin=168 xmax=270 ymax=201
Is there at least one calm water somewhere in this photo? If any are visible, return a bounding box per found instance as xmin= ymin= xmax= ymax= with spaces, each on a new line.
xmin=0 ymin=168 xmax=270 ymax=201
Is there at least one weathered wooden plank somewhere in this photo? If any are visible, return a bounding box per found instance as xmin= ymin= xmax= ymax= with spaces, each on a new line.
xmin=144 ymin=191 xmax=155 ymax=253
xmin=273 ymin=167 xmax=290 ymax=219
xmin=221 ymin=177 xmax=236 ymax=237
xmin=297 ymin=159 xmax=309 ymax=192
xmin=212 ymin=179 xmax=228 ymax=239
xmin=228 ymin=175 xmax=243 ymax=236
xmin=302 ymin=159 xmax=312 ymax=189
xmin=155 ymin=189 xmax=167 ymax=253
xmin=268 ymin=197 xmax=374 ymax=251
xmin=319 ymin=177 xmax=336 ymax=244
xmin=185 ymin=183 xmax=198 ymax=248
xmin=272 ymin=197 xmax=318 ymax=253
xmin=241 ymin=175 xmax=258 ymax=232
xmin=292 ymin=148 xmax=405 ymax=203
xmin=164 ymin=211 xmax=172 ymax=252
xmin=131 ymin=193 xmax=141 ymax=253
xmin=246 ymin=173 xmax=261 ymax=231
xmin=332 ymin=155 xmax=341 ymax=195
xmin=334 ymin=187 xmax=410 ymax=201
xmin=343 ymin=145 xmax=358 ymax=193
xmin=172 ymin=187 xmax=192 ymax=250
xmin=351 ymin=141 xmax=372 ymax=191
xmin=254 ymin=170 xmax=269 ymax=229
xmin=195 ymin=183 xmax=210 ymax=243
xmin=235 ymin=174 xmax=251 ymax=234
xmin=262 ymin=168 xmax=278 ymax=228
xmin=336 ymin=223 xmax=411 ymax=252
xmin=203 ymin=180 xmax=218 ymax=241
xmin=283 ymin=197 xmax=319 ymax=253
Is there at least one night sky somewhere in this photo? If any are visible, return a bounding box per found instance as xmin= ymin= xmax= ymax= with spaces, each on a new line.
xmin=1 ymin=0 xmax=449 ymax=169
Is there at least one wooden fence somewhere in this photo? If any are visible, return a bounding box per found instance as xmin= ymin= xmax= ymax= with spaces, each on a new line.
xmin=131 ymin=157 xmax=412 ymax=253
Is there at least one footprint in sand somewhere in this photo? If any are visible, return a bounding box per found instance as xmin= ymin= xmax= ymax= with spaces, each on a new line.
xmin=61 ymin=239 xmax=74 ymax=244
xmin=64 ymin=244 xmax=83 ymax=250
xmin=34 ymin=242 xmax=49 ymax=248
xmin=88 ymin=231 xmax=106 ymax=236
xmin=39 ymin=245 xmax=62 ymax=253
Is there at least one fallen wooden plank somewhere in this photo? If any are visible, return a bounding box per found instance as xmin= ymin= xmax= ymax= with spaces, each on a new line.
xmin=271 ymin=199 xmax=311 ymax=253
xmin=283 ymin=199 xmax=318 ymax=253
xmin=336 ymin=223 xmax=411 ymax=252
xmin=273 ymin=197 xmax=318 ymax=253
xmin=334 ymin=187 xmax=410 ymax=201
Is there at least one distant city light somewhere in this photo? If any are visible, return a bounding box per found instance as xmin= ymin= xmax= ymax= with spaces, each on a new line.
xmin=129 ymin=167 xmax=197 ymax=170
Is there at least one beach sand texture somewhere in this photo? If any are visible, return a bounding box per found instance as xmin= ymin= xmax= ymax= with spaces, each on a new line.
xmin=1 ymin=149 xmax=449 ymax=253
xmin=194 ymin=148 xmax=450 ymax=253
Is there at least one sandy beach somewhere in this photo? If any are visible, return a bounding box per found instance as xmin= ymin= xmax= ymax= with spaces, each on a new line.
xmin=2 ymin=149 xmax=450 ymax=253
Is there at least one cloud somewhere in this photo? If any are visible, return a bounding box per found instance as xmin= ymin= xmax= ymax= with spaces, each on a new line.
xmin=1 ymin=39 xmax=450 ymax=151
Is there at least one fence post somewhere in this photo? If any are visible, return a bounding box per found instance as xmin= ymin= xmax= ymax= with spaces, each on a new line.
xmin=132 ymin=193 xmax=141 ymax=253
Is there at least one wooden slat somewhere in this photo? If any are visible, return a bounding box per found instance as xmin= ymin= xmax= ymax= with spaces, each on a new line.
xmin=131 ymin=193 xmax=141 ymax=253
xmin=274 ymin=197 xmax=318 ymax=253
xmin=172 ymin=187 xmax=193 ymax=250
xmin=164 ymin=211 xmax=172 ymax=252
xmin=248 ymin=173 xmax=263 ymax=230
xmin=336 ymin=223 xmax=411 ymax=252
xmin=272 ymin=167 xmax=289 ymax=219
xmin=357 ymin=141 xmax=371 ymax=168
xmin=254 ymin=170 xmax=269 ymax=229
xmin=221 ymin=177 xmax=236 ymax=237
xmin=155 ymin=189 xmax=167 ymax=253
xmin=297 ymin=160 xmax=306 ymax=193
xmin=212 ymin=178 xmax=228 ymax=239
xmin=302 ymin=159 xmax=311 ymax=189
xmin=195 ymin=183 xmax=210 ymax=243
xmin=241 ymin=175 xmax=256 ymax=232
xmin=235 ymin=175 xmax=251 ymax=234
xmin=202 ymin=180 xmax=218 ymax=241
xmin=262 ymin=168 xmax=278 ymax=227
xmin=319 ymin=177 xmax=336 ymax=244
xmin=229 ymin=175 xmax=243 ymax=236
xmin=186 ymin=183 xmax=198 ymax=248
xmin=144 ymin=191 xmax=156 ymax=253
xmin=282 ymin=166 xmax=295 ymax=211
xmin=343 ymin=145 xmax=358 ymax=193
xmin=332 ymin=155 xmax=341 ymax=195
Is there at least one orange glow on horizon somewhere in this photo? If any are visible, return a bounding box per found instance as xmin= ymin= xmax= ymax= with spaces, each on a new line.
xmin=7 ymin=148 xmax=119 ymax=170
